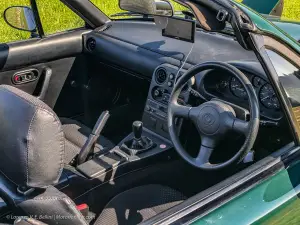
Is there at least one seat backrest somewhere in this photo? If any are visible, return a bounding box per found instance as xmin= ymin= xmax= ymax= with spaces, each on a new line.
xmin=0 ymin=85 xmax=87 ymax=225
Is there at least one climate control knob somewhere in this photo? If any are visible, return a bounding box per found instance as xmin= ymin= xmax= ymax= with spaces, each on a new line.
xmin=154 ymin=89 xmax=162 ymax=97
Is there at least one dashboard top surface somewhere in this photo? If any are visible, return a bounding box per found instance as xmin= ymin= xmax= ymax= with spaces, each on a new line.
xmin=101 ymin=21 xmax=257 ymax=64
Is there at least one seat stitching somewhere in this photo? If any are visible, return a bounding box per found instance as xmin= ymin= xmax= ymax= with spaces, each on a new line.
xmin=0 ymin=87 xmax=55 ymax=115
xmin=26 ymin=108 xmax=38 ymax=186
xmin=0 ymin=87 xmax=65 ymax=186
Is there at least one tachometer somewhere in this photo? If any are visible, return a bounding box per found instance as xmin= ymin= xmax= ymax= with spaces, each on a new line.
xmin=259 ymin=84 xmax=280 ymax=109
xmin=230 ymin=77 xmax=247 ymax=99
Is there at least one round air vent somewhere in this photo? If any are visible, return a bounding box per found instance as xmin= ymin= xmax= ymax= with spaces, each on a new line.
xmin=155 ymin=68 xmax=167 ymax=85
xmin=86 ymin=38 xmax=96 ymax=52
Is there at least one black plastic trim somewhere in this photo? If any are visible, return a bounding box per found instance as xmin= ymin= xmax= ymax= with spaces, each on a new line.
xmin=30 ymin=0 xmax=44 ymax=36
xmin=60 ymin=0 xmax=110 ymax=28
xmin=0 ymin=29 xmax=88 ymax=71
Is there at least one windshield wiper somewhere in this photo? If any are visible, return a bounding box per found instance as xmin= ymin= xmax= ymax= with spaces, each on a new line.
xmin=110 ymin=11 xmax=150 ymax=18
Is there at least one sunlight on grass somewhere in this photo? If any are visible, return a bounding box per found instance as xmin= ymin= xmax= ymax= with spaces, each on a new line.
xmin=0 ymin=0 xmax=30 ymax=43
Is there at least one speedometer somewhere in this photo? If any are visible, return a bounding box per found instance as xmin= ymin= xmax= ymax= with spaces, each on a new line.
xmin=230 ymin=77 xmax=247 ymax=99
xmin=259 ymin=84 xmax=280 ymax=110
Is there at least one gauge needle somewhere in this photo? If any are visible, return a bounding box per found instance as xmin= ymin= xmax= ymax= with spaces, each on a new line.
xmin=261 ymin=96 xmax=270 ymax=101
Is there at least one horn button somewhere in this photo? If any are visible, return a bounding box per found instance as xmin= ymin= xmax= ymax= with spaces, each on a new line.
xmin=198 ymin=107 xmax=220 ymax=135
xmin=192 ymin=101 xmax=235 ymax=136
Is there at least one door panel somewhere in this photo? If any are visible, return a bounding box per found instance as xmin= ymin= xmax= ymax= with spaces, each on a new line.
xmin=0 ymin=29 xmax=89 ymax=108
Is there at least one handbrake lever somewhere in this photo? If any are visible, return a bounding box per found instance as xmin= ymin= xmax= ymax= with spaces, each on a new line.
xmin=77 ymin=111 xmax=110 ymax=165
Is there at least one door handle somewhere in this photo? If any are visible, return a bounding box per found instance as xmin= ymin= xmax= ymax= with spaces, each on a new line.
xmin=37 ymin=68 xmax=52 ymax=100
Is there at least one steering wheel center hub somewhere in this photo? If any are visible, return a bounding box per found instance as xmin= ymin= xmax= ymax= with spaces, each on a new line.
xmin=197 ymin=105 xmax=220 ymax=135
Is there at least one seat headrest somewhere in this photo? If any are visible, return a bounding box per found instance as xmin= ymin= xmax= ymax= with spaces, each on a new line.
xmin=0 ymin=85 xmax=64 ymax=189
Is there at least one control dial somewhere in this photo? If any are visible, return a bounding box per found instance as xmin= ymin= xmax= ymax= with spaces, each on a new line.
xmin=152 ymin=87 xmax=164 ymax=100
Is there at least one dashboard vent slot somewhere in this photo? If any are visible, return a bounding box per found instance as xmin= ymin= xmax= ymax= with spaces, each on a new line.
xmin=86 ymin=38 xmax=96 ymax=52
xmin=155 ymin=68 xmax=167 ymax=84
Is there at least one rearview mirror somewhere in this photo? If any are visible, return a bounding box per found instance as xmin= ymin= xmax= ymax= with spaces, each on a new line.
xmin=4 ymin=6 xmax=36 ymax=32
xmin=119 ymin=0 xmax=174 ymax=17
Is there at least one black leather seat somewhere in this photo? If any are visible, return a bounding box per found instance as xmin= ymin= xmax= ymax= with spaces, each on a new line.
xmin=60 ymin=118 xmax=115 ymax=164
xmin=0 ymin=85 xmax=185 ymax=225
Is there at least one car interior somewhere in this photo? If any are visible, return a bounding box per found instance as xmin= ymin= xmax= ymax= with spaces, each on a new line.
xmin=0 ymin=0 xmax=296 ymax=224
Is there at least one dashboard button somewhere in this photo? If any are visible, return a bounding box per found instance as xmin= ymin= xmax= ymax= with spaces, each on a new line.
xmin=168 ymin=81 xmax=173 ymax=87
xmin=169 ymin=74 xmax=175 ymax=80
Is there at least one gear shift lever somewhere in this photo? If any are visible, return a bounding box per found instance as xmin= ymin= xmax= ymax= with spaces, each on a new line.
xmin=122 ymin=121 xmax=155 ymax=155
xmin=133 ymin=121 xmax=143 ymax=140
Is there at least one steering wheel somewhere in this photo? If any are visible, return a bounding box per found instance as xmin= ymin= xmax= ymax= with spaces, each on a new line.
xmin=168 ymin=62 xmax=260 ymax=170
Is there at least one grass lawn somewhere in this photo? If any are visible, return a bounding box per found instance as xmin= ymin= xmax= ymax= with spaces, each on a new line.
xmin=0 ymin=0 xmax=299 ymax=43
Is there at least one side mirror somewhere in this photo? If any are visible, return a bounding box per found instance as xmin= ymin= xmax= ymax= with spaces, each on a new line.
xmin=119 ymin=0 xmax=174 ymax=17
xmin=4 ymin=6 xmax=36 ymax=32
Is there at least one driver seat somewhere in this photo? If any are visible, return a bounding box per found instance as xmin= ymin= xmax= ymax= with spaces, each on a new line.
xmin=0 ymin=85 xmax=186 ymax=225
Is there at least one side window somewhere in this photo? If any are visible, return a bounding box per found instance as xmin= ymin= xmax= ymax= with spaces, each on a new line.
xmin=35 ymin=0 xmax=85 ymax=35
xmin=266 ymin=49 xmax=300 ymax=133
xmin=0 ymin=0 xmax=31 ymax=43
xmin=266 ymin=49 xmax=300 ymax=105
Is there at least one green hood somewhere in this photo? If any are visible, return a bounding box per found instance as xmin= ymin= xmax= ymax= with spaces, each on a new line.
xmin=266 ymin=16 xmax=300 ymax=42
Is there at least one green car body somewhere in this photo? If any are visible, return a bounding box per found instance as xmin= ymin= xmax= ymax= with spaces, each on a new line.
xmin=235 ymin=1 xmax=300 ymax=52
xmin=240 ymin=0 xmax=300 ymax=44
xmin=193 ymin=160 xmax=300 ymax=225
xmin=269 ymin=18 xmax=300 ymax=43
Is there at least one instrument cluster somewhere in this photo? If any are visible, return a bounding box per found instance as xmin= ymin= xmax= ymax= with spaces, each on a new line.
xmin=202 ymin=70 xmax=282 ymax=120
xmin=228 ymin=76 xmax=280 ymax=110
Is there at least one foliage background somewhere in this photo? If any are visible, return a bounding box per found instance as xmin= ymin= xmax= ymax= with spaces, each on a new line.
xmin=0 ymin=0 xmax=299 ymax=43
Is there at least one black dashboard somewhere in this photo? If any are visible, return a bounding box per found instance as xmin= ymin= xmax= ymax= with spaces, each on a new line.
xmin=84 ymin=20 xmax=284 ymax=125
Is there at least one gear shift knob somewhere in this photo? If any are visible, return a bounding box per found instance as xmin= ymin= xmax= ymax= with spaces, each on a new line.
xmin=133 ymin=121 xmax=143 ymax=139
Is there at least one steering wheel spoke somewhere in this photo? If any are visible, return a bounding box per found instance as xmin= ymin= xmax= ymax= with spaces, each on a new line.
xmin=195 ymin=136 xmax=216 ymax=165
xmin=170 ymin=103 xmax=192 ymax=119
xmin=232 ymin=118 xmax=249 ymax=135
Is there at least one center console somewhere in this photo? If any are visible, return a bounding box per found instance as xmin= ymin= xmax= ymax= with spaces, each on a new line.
xmin=142 ymin=64 xmax=191 ymax=139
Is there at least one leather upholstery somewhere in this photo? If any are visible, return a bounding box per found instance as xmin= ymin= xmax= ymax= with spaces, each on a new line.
xmin=0 ymin=85 xmax=64 ymax=189
xmin=0 ymin=86 xmax=87 ymax=225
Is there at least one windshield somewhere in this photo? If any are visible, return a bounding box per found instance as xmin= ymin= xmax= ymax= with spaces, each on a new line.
xmin=90 ymin=0 xmax=188 ymax=18
xmin=91 ymin=0 xmax=299 ymax=41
